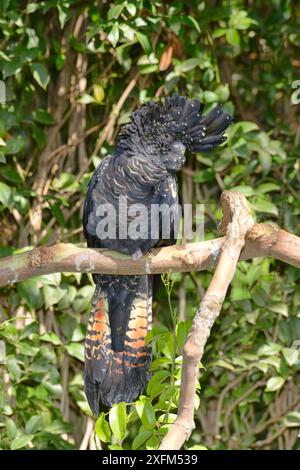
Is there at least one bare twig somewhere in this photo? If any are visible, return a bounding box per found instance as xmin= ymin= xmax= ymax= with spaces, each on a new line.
xmin=214 ymin=374 xmax=245 ymax=437
xmin=223 ymin=379 xmax=266 ymax=440
xmin=79 ymin=417 xmax=94 ymax=450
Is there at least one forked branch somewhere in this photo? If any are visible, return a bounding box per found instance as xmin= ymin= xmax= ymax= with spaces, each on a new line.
xmin=159 ymin=191 xmax=255 ymax=449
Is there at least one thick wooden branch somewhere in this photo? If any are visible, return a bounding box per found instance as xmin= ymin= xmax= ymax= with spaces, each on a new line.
xmin=159 ymin=191 xmax=255 ymax=450
xmin=0 ymin=224 xmax=299 ymax=287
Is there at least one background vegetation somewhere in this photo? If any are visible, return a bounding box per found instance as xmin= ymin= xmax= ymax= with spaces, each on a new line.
xmin=0 ymin=0 xmax=299 ymax=450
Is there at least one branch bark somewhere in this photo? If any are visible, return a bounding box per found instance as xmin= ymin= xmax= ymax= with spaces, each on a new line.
xmin=159 ymin=191 xmax=255 ymax=450
xmin=0 ymin=223 xmax=299 ymax=287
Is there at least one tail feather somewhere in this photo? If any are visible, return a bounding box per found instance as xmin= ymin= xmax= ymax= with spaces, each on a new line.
xmin=84 ymin=275 xmax=152 ymax=415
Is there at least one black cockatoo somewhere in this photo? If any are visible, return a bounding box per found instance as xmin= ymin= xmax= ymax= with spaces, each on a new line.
xmin=83 ymin=95 xmax=232 ymax=415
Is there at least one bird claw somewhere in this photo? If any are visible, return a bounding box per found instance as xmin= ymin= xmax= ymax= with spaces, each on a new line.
xmin=132 ymin=249 xmax=143 ymax=261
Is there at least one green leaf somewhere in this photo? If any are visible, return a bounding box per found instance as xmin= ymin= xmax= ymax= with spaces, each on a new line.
xmin=176 ymin=321 xmax=188 ymax=348
xmin=2 ymin=135 xmax=26 ymax=155
xmin=95 ymin=413 xmax=111 ymax=442
xmin=39 ymin=273 xmax=61 ymax=286
xmin=158 ymin=385 xmax=178 ymax=405
xmin=132 ymin=429 xmax=154 ymax=450
xmin=32 ymin=109 xmax=55 ymax=125
xmin=107 ymin=4 xmax=124 ymax=20
xmin=283 ymin=412 xmax=300 ymax=428
xmin=50 ymin=203 xmax=65 ymax=226
xmin=0 ymin=182 xmax=13 ymax=207
xmin=119 ymin=24 xmax=136 ymax=41
xmin=258 ymin=343 xmax=281 ymax=356
xmin=25 ymin=415 xmax=42 ymax=434
xmin=108 ymin=24 xmax=119 ymax=48
xmin=269 ymin=302 xmax=288 ymax=317
xmin=64 ymin=343 xmax=84 ymax=362
xmin=7 ymin=358 xmax=21 ymax=381
xmin=44 ymin=420 xmax=71 ymax=434
xmin=17 ymin=342 xmax=39 ymax=357
xmin=147 ymin=370 xmax=170 ymax=395
xmin=157 ymin=333 xmax=174 ymax=361
xmin=0 ymin=166 xmax=23 ymax=184
xmin=77 ymin=94 xmax=95 ymax=104
xmin=17 ymin=279 xmax=44 ymax=309
xmin=139 ymin=64 xmax=158 ymax=74
xmin=226 ymin=28 xmax=240 ymax=46
xmin=203 ymin=90 xmax=218 ymax=103
xmin=158 ymin=412 xmax=177 ymax=424
xmin=214 ymin=359 xmax=235 ymax=371
xmin=233 ymin=121 xmax=259 ymax=133
xmin=230 ymin=285 xmax=251 ymax=301
xmin=194 ymin=169 xmax=214 ymax=183
xmin=184 ymin=16 xmax=201 ymax=33
xmin=109 ymin=403 xmax=127 ymax=440
xmin=31 ymin=123 xmax=46 ymax=149
xmin=215 ymin=84 xmax=230 ymax=102
xmin=265 ymin=376 xmax=285 ymax=392
xmin=258 ymin=151 xmax=272 ymax=174
xmin=93 ymin=84 xmax=105 ymax=103
xmin=252 ymin=198 xmax=278 ymax=216
xmin=229 ymin=10 xmax=256 ymax=30
xmin=135 ymin=397 xmax=156 ymax=429
xmin=31 ymin=63 xmax=50 ymax=90
xmin=231 ymin=185 xmax=255 ymax=196
xmin=213 ymin=28 xmax=226 ymax=39
xmin=52 ymin=172 xmax=79 ymax=191
xmin=40 ymin=332 xmax=62 ymax=346
xmin=282 ymin=347 xmax=299 ymax=366
xmin=148 ymin=383 xmax=166 ymax=400
xmin=126 ymin=3 xmax=136 ymax=16
xmin=6 ymin=419 xmax=17 ymax=439
xmin=168 ymin=15 xmax=181 ymax=35
xmin=57 ymin=4 xmax=69 ymax=28
xmin=72 ymin=285 xmax=94 ymax=313
xmin=175 ymin=58 xmax=201 ymax=73
xmin=59 ymin=315 xmax=77 ymax=340
xmin=252 ymin=285 xmax=269 ymax=307
xmin=71 ymin=325 xmax=85 ymax=342
xmin=11 ymin=434 xmax=35 ymax=450
xmin=149 ymin=357 xmax=172 ymax=370
xmin=43 ymin=284 xmax=66 ymax=307
xmin=256 ymin=183 xmax=280 ymax=194
xmin=146 ymin=435 xmax=160 ymax=450
xmin=135 ymin=32 xmax=152 ymax=54
xmin=3 ymin=59 xmax=22 ymax=79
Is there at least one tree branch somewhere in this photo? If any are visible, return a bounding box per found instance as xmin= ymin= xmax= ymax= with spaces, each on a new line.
xmin=159 ymin=191 xmax=256 ymax=449
xmin=0 ymin=223 xmax=299 ymax=287
xmin=0 ymin=225 xmax=299 ymax=286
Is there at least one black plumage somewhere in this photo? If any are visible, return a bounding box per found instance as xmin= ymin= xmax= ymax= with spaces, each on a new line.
xmin=83 ymin=94 xmax=232 ymax=414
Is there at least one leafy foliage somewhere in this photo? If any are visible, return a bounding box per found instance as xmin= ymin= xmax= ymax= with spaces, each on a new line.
xmin=0 ymin=0 xmax=299 ymax=450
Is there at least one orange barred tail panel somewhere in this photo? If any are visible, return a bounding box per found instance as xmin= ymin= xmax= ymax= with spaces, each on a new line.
xmin=84 ymin=275 xmax=152 ymax=415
